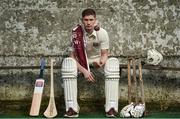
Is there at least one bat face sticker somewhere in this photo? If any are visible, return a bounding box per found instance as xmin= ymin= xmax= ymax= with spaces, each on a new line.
xmin=35 ymin=80 xmax=44 ymax=87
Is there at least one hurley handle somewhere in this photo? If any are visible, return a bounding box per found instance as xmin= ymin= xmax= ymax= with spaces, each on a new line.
xmin=50 ymin=59 xmax=55 ymax=97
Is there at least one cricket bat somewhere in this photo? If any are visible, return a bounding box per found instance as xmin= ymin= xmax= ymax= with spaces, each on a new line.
xmin=29 ymin=58 xmax=45 ymax=116
xmin=44 ymin=59 xmax=57 ymax=118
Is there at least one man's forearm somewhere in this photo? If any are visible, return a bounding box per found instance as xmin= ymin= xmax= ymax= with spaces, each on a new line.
xmin=100 ymin=49 xmax=109 ymax=65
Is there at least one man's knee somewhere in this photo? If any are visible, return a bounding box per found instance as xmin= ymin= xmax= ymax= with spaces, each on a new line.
xmin=104 ymin=57 xmax=120 ymax=78
xmin=61 ymin=57 xmax=77 ymax=78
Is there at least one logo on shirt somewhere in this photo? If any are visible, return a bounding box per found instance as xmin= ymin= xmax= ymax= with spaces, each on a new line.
xmin=73 ymin=39 xmax=81 ymax=45
xmin=72 ymin=33 xmax=77 ymax=38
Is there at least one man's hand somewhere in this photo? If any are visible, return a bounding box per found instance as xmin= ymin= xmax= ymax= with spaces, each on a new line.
xmin=83 ymin=69 xmax=95 ymax=82
xmin=92 ymin=61 xmax=104 ymax=68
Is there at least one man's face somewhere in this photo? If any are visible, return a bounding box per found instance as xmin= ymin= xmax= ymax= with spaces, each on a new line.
xmin=82 ymin=15 xmax=96 ymax=33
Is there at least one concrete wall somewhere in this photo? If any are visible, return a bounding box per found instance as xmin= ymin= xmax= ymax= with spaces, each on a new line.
xmin=0 ymin=0 xmax=180 ymax=110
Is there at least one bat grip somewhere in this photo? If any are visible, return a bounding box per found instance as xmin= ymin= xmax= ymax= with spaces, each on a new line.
xmin=39 ymin=58 xmax=45 ymax=78
xmin=40 ymin=58 xmax=45 ymax=70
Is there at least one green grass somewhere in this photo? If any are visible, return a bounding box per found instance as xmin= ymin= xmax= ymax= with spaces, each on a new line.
xmin=1 ymin=110 xmax=180 ymax=118
xmin=0 ymin=100 xmax=180 ymax=118
xmin=146 ymin=111 xmax=180 ymax=118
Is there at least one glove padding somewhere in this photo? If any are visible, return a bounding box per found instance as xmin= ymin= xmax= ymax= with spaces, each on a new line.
xmin=120 ymin=103 xmax=145 ymax=118
xmin=130 ymin=103 xmax=145 ymax=118
xmin=120 ymin=102 xmax=134 ymax=117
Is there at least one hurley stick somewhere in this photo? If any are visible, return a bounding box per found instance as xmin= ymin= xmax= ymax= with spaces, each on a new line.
xmin=44 ymin=59 xmax=57 ymax=118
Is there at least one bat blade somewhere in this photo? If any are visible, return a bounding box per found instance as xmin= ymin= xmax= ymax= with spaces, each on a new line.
xmin=29 ymin=59 xmax=45 ymax=116
xmin=29 ymin=79 xmax=44 ymax=116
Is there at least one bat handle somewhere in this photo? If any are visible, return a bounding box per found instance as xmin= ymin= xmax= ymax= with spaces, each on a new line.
xmin=39 ymin=58 xmax=45 ymax=78
xmin=40 ymin=58 xmax=45 ymax=70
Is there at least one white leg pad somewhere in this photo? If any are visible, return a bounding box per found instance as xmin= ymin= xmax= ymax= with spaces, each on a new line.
xmin=104 ymin=57 xmax=120 ymax=112
xmin=61 ymin=57 xmax=79 ymax=112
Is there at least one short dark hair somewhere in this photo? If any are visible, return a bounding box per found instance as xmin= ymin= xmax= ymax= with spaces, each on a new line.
xmin=82 ymin=8 xmax=96 ymax=18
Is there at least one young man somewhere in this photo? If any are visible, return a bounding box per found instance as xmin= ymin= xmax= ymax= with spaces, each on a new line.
xmin=61 ymin=8 xmax=120 ymax=118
